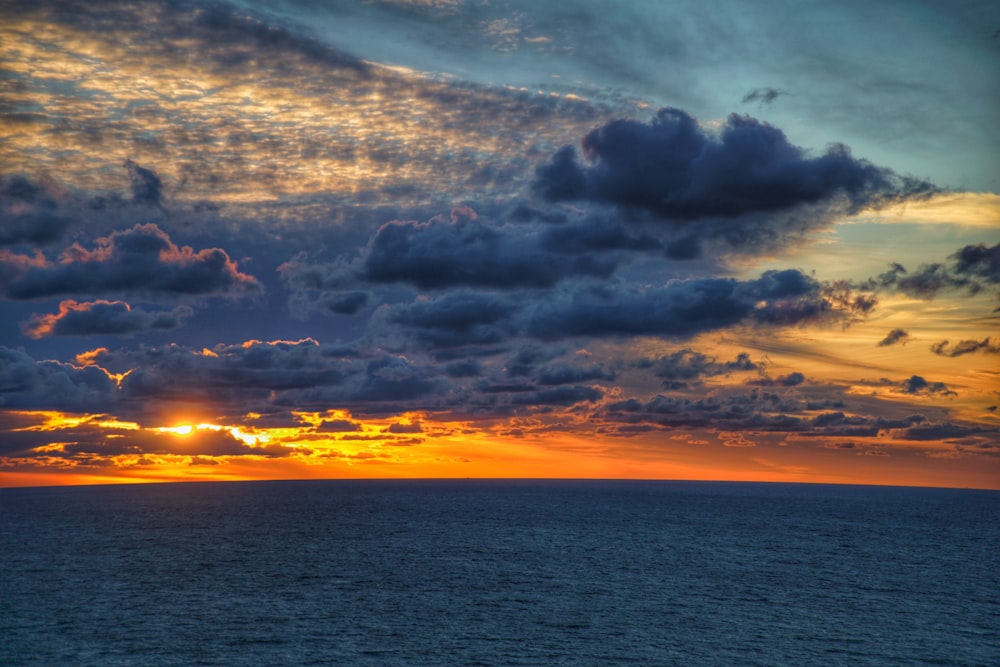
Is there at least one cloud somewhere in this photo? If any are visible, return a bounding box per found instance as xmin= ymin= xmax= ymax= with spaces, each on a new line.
xmin=901 ymin=375 xmax=955 ymax=397
xmin=930 ymin=338 xmax=1000 ymax=357
xmin=524 ymin=269 xmax=867 ymax=340
xmin=0 ymin=223 xmax=261 ymax=300
xmin=877 ymin=328 xmax=910 ymax=347
xmin=747 ymin=372 xmax=806 ymax=387
xmin=325 ymin=291 xmax=369 ymax=315
xmin=385 ymin=421 xmax=423 ymax=434
xmin=21 ymin=300 xmax=193 ymax=338
xmin=637 ymin=349 xmax=759 ymax=389
xmin=741 ymin=88 xmax=788 ymax=105
xmin=534 ymin=107 xmax=934 ymax=228
xmin=386 ymin=291 xmax=517 ymax=348
xmin=0 ymin=346 xmax=116 ymax=411
xmin=873 ymin=242 xmax=1000 ymax=300
xmin=123 ymin=159 xmax=165 ymax=209
xmin=361 ymin=209 xmax=618 ymax=289
xmin=317 ymin=419 xmax=362 ymax=433
xmin=0 ymin=175 xmax=73 ymax=246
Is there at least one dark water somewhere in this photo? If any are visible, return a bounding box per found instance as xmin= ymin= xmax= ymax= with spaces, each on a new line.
xmin=2 ymin=480 xmax=997 ymax=666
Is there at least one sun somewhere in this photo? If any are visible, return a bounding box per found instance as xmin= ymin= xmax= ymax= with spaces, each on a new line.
xmin=157 ymin=424 xmax=194 ymax=436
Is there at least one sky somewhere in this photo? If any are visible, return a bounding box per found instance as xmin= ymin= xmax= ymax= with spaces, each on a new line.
xmin=1 ymin=0 xmax=998 ymax=489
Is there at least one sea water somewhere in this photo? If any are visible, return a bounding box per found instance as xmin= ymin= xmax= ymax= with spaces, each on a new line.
xmin=2 ymin=480 xmax=997 ymax=665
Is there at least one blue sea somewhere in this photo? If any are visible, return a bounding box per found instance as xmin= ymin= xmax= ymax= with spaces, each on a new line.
xmin=2 ymin=480 xmax=997 ymax=665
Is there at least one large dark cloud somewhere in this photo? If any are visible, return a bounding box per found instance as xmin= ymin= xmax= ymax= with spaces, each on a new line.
xmin=0 ymin=223 xmax=261 ymax=300
xmin=361 ymin=209 xmax=618 ymax=289
xmin=523 ymin=269 xmax=867 ymax=340
xmin=534 ymin=107 xmax=933 ymax=223
xmin=22 ymin=300 xmax=193 ymax=338
xmin=386 ymin=291 xmax=517 ymax=348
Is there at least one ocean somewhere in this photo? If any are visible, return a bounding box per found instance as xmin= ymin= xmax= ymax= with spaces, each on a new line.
xmin=1 ymin=480 xmax=997 ymax=665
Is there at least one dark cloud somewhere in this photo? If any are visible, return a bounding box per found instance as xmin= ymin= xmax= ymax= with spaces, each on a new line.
xmin=534 ymin=107 xmax=933 ymax=225
xmin=930 ymin=338 xmax=1000 ymax=357
xmin=877 ymin=328 xmax=910 ymax=347
xmin=386 ymin=291 xmax=517 ymax=348
xmin=510 ymin=385 xmax=603 ymax=407
xmin=0 ymin=224 xmax=261 ymax=300
xmin=741 ymin=88 xmax=789 ymax=105
xmin=317 ymin=419 xmax=362 ymax=433
xmin=599 ymin=386 xmax=948 ymax=440
xmin=873 ymin=243 xmax=1000 ymax=300
xmin=536 ymin=363 xmax=614 ymax=386
xmin=325 ymin=291 xmax=369 ymax=315
xmin=21 ymin=300 xmax=193 ymax=338
xmin=385 ymin=422 xmax=423 ymax=434
xmin=637 ymin=349 xmax=759 ymax=389
xmin=444 ymin=359 xmax=483 ymax=378
xmin=123 ymin=159 xmax=165 ymax=209
xmin=893 ymin=424 xmax=984 ymax=441
xmin=0 ymin=346 xmax=116 ymax=411
xmin=86 ymin=339 xmax=357 ymax=417
xmin=347 ymin=357 xmax=437 ymax=403
xmin=901 ymin=375 xmax=956 ymax=397
xmin=0 ymin=175 xmax=73 ymax=246
xmin=747 ymin=372 xmax=806 ymax=387
xmin=361 ymin=210 xmax=617 ymax=289
xmin=524 ymin=269 xmax=863 ymax=340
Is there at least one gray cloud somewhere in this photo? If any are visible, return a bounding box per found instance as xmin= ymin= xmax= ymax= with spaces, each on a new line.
xmin=361 ymin=209 xmax=618 ymax=289
xmin=0 ymin=346 xmax=116 ymax=411
xmin=0 ymin=223 xmax=261 ymax=300
xmin=901 ymin=375 xmax=955 ymax=397
xmin=123 ymin=159 xmax=165 ymax=209
xmin=741 ymin=87 xmax=788 ymax=105
xmin=930 ymin=338 xmax=1000 ymax=357
xmin=534 ymin=107 xmax=934 ymax=228
xmin=21 ymin=300 xmax=193 ymax=338
xmin=872 ymin=243 xmax=1000 ymax=300
xmin=637 ymin=349 xmax=760 ymax=389
xmin=877 ymin=328 xmax=910 ymax=347
xmin=524 ymin=269 xmax=865 ymax=340
xmin=0 ymin=175 xmax=73 ymax=247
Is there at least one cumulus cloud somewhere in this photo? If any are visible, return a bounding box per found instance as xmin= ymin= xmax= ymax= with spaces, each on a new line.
xmin=877 ymin=328 xmax=910 ymax=347
xmin=386 ymin=291 xmax=517 ymax=348
xmin=21 ymin=300 xmax=193 ymax=338
xmin=534 ymin=107 xmax=933 ymax=227
xmin=361 ymin=210 xmax=618 ymax=289
xmin=0 ymin=223 xmax=261 ymax=300
xmin=0 ymin=346 xmax=116 ymax=410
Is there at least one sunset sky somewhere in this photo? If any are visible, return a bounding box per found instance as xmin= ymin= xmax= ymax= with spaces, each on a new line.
xmin=1 ymin=0 xmax=998 ymax=489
